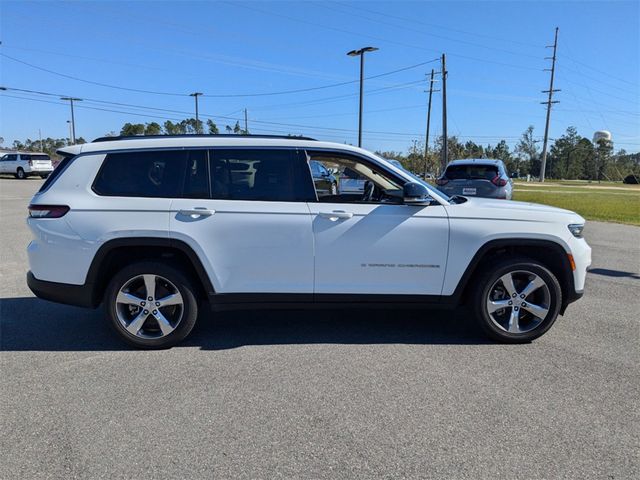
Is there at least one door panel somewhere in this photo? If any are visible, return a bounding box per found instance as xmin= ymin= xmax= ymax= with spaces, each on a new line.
xmin=170 ymin=147 xmax=316 ymax=294
xmin=170 ymin=200 xmax=313 ymax=293
xmin=308 ymin=202 xmax=449 ymax=295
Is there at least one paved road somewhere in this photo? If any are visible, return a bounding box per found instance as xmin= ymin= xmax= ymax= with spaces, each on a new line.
xmin=1 ymin=178 xmax=638 ymax=479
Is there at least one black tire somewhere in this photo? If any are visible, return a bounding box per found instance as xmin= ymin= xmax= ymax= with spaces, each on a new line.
xmin=16 ymin=168 xmax=26 ymax=179
xmin=40 ymin=174 xmax=49 ymax=179
xmin=471 ymin=256 xmax=562 ymax=343
xmin=104 ymin=261 xmax=199 ymax=349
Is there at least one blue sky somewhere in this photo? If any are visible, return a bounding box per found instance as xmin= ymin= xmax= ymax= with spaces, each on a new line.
xmin=1 ymin=0 xmax=638 ymax=153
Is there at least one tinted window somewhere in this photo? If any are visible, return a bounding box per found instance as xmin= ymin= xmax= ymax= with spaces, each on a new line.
xmin=94 ymin=150 xmax=188 ymax=198
xmin=31 ymin=154 xmax=51 ymax=161
xmin=182 ymin=150 xmax=209 ymax=198
xmin=445 ymin=164 xmax=498 ymax=180
xmin=210 ymin=149 xmax=314 ymax=202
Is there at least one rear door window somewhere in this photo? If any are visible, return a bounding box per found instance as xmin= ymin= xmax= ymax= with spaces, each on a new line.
xmin=445 ymin=164 xmax=498 ymax=180
xmin=209 ymin=149 xmax=315 ymax=202
xmin=181 ymin=150 xmax=210 ymax=198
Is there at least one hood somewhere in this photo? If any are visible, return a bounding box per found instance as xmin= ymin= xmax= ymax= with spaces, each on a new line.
xmin=450 ymin=196 xmax=585 ymax=224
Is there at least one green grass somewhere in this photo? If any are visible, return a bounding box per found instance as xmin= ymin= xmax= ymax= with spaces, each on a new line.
xmin=513 ymin=183 xmax=640 ymax=226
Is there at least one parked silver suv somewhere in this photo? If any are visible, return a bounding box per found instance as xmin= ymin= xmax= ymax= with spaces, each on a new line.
xmin=0 ymin=152 xmax=54 ymax=179
xmin=436 ymin=159 xmax=513 ymax=200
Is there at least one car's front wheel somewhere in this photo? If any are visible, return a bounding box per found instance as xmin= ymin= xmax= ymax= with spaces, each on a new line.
xmin=472 ymin=257 xmax=562 ymax=343
xmin=105 ymin=262 xmax=199 ymax=349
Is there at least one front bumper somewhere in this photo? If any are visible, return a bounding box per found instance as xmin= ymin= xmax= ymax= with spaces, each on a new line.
xmin=27 ymin=271 xmax=96 ymax=308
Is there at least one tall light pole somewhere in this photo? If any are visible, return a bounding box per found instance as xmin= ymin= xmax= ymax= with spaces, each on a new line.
xmin=60 ymin=97 xmax=82 ymax=144
xmin=347 ymin=46 xmax=378 ymax=147
xmin=190 ymin=92 xmax=203 ymax=133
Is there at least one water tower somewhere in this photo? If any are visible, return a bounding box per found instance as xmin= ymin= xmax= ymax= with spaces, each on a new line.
xmin=593 ymin=130 xmax=612 ymax=144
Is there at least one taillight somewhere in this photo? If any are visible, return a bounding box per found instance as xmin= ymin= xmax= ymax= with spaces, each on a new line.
xmin=491 ymin=176 xmax=507 ymax=187
xmin=28 ymin=159 xmax=33 ymax=167
xmin=28 ymin=205 xmax=70 ymax=218
xmin=436 ymin=178 xmax=449 ymax=186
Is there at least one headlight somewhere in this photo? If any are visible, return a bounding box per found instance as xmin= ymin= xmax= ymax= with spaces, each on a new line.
xmin=568 ymin=224 xmax=584 ymax=238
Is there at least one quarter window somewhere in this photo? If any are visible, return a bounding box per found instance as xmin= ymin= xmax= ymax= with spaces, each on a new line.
xmin=93 ymin=150 xmax=206 ymax=198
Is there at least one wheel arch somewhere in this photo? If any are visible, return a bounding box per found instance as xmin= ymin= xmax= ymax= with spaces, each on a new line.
xmin=451 ymin=238 xmax=575 ymax=311
xmin=86 ymin=237 xmax=215 ymax=307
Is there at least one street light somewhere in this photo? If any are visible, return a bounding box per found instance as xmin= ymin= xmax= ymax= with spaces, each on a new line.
xmin=60 ymin=97 xmax=82 ymax=144
xmin=189 ymin=92 xmax=203 ymax=133
xmin=347 ymin=47 xmax=378 ymax=147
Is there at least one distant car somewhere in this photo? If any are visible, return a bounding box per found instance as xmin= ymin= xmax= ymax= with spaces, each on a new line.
xmin=436 ymin=159 xmax=513 ymax=200
xmin=623 ymin=174 xmax=638 ymax=185
xmin=338 ymin=166 xmax=366 ymax=194
xmin=0 ymin=152 xmax=54 ymax=179
xmin=310 ymin=160 xmax=337 ymax=195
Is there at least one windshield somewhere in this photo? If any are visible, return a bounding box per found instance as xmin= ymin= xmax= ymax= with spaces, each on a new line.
xmin=22 ymin=154 xmax=51 ymax=161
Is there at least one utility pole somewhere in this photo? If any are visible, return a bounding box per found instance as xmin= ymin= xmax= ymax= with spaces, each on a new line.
xmin=424 ymin=69 xmax=439 ymax=178
xmin=66 ymin=121 xmax=72 ymax=145
xmin=347 ymin=47 xmax=379 ymax=147
xmin=244 ymin=108 xmax=248 ymax=134
xmin=60 ymin=97 xmax=81 ymax=144
xmin=190 ymin=92 xmax=203 ymax=133
xmin=540 ymin=27 xmax=560 ymax=182
xmin=38 ymin=129 xmax=42 ymax=152
xmin=441 ymin=54 xmax=448 ymax=172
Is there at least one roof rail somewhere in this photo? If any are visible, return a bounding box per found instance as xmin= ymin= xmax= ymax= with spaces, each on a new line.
xmin=91 ymin=134 xmax=317 ymax=143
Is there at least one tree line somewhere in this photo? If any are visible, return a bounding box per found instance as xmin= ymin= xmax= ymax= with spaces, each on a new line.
xmin=5 ymin=120 xmax=638 ymax=182
xmin=379 ymin=125 xmax=639 ymax=182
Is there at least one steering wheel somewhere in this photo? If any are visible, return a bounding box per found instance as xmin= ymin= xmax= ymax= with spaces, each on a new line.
xmin=362 ymin=180 xmax=375 ymax=202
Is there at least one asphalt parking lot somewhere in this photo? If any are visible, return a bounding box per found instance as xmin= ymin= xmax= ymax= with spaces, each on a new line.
xmin=1 ymin=177 xmax=638 ymax=479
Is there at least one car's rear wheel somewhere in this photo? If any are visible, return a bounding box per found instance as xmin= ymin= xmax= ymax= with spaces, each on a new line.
xmin=16 ymin=168 xmax=26 ymax=179
xmin=472 ymin=257 xmax=562 ymax=343
xmin=105 ymin=262 xmax=199 ymax=349
xmin=40 ymin=174 xmax=49 ymax=179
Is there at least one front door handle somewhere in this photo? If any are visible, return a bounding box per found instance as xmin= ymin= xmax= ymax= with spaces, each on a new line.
xmin=319 ymin=210 xmax=353 ymax=221
xmin=178 ymin=208 xmax=215 ymax=218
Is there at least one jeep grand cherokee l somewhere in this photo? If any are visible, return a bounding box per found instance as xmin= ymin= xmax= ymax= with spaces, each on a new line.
xmin=26 ymin=135 xmax=591 ymax=348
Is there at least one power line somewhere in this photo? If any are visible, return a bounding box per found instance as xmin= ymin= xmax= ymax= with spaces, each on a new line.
xmin=2 ymin=90 xmax=548 ymax=141
xmin=315 ymin=1 xmax=542 ymax=60
xmin=224 ymin=1 xmax=541 ymax=72
xmin=0 ymin=53 xmax=188 ymax=97
xmin=1 ymin=52 xmax=437 ymax=98
xmin=331 ymin=1 xmax=543 ymax=49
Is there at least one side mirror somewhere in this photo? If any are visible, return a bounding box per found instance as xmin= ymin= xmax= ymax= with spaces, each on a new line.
xmin=403 ymin=182 xmax=433 ymax=206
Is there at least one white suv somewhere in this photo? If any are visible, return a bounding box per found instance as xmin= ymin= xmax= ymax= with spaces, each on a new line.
xmin=26 ymin=135 xmax=591 ymax=348
xmin=0 ymin=152 xmax=54 ymax=179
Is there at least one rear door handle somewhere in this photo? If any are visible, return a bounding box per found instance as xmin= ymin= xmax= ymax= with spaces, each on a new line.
xmin=319 ymin=210 xmax=353 ymax=220
xmin=178 ymin=208 xmax=215 ymax=218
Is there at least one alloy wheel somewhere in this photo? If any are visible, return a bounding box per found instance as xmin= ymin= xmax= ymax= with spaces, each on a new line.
xmin=485 ymin=270 xmax=551 ymax=334
xmin=115 ymin=274 xmax=184 ymax=339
